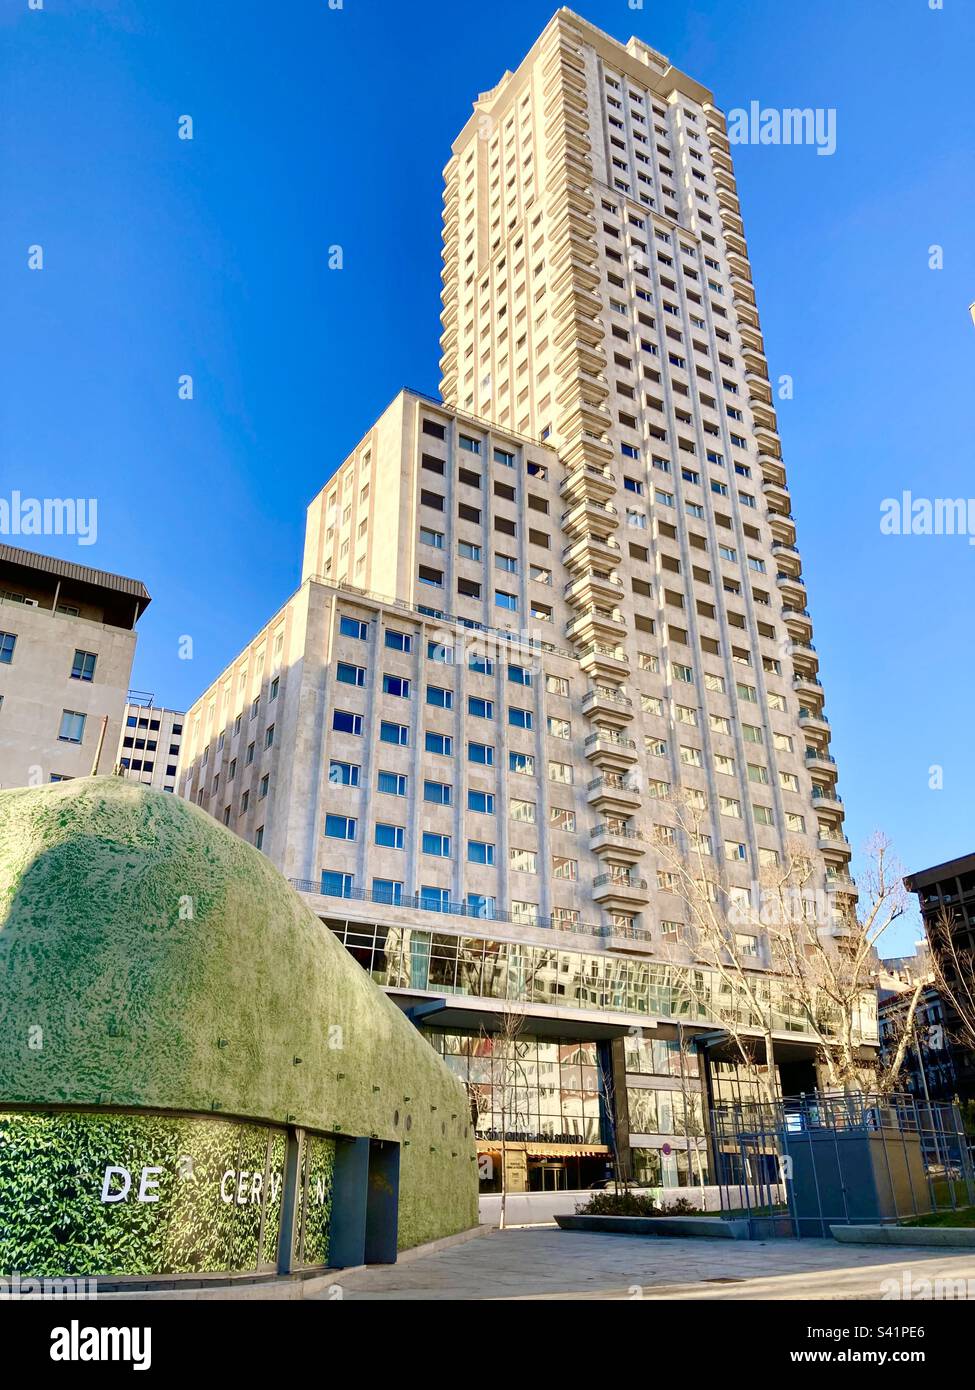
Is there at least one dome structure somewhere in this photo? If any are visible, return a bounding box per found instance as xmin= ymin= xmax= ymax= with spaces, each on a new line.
xmin=0 ymin=778 xmax=477 ymax=1278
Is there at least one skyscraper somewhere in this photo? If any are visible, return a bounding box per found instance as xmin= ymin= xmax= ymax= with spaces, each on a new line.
xmin=180 ymin=10 xmax=868 ymax=1196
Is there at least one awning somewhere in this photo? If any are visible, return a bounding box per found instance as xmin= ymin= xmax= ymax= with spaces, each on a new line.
xmin=476 ymin=1140 xmax=609 ymax=1158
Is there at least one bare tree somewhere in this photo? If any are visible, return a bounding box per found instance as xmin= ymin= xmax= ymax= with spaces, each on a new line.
xmin=762 ymin=832 xmax=907 ymax=1091
xmin=652 ymin=793 xmax=783 ymax=1105
xmin=654 ymin=797 xmax=906 ymax=1096
xmin=876 ymin=974 xmax=928 ymax=1097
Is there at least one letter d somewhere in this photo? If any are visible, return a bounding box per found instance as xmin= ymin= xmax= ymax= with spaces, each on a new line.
xmin=101 ymin=1166 xmax=132 ymax=1202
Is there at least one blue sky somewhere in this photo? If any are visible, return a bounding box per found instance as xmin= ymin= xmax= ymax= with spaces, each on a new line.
xmin=2 ymin=0 xmax=973 ymax=952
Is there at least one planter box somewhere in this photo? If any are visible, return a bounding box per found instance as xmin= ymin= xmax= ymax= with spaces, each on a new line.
xmin=831 ymin=1223 xmax=975 ymax=1248
xmin=555 ymin=1213 xmax=750 ymax=1240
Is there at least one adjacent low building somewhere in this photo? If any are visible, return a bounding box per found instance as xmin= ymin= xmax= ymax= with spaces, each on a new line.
xmin=116 ymin=701 xmax=185 ymax=793
xmin=904 ymin=852 xmax=975 ymax=1101
xmin=0 ymin=545 xmax=150 ymax=788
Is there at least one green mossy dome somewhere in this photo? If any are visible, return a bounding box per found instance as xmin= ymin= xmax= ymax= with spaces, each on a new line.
xmin=0 ymin=778 xmax=477 ymax=1248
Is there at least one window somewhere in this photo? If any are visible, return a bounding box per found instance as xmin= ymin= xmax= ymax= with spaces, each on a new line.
xmin=372 ymin=878 xmax=403 ymax=906
xmin=467 ymin=789 xmax=495 ymax=814
xmin=420 ymin=885 xmax=450 ymax=913
xmin=509 ymin=847 xmax=537 ymax=873
xmin=424 ymin=779 xmax=452 ymax=805
xmin=549 ymin=806 xmax=576 ymax=832
xmin=70 ymin=650 xmax=97 ymax=681
xmin=325 ymin=814 xmax=356 ymax=840
xmin=425 ymin=731 xmax=452 ymax=755
xmin=508 ymin=664 xmax=532 ymax=686
xmin=264 ymin=724 xmax=275 ymax=749
xmin=510 ymin=798 xmax=536 ymax=824
xmin=420 ymin=527 xmax=444 ymax=549
xmin=545 ymin=673 xmax=569 ymax=697
xmin=547 ymin=716 xmax=570 ymax=739
xmin=0 ymin=632 xmax=16 ymax=664
xmin=458 ymin=541 xmax=482 ymax=561
xmin=382 ymin=674 xmax=411 ymax=698
xmin=270 ymin=676 xmax=279 ymax=701
xmin=422 ymin=832 xmax=451 ymax=857
xmin=511 ymin=900 xmax=538 ymax=926
xmin=508 ymin=707 xmax=533 ymax=729
xmin=259 ymin=773 xmax=269 ymax=800
xmin=245 ymin=742 xmax=255 ymax=765
xmin=495 ymin=589 xmax=518 ymax=611
xmin=548 ymin=760 xmax=572 ymax=784
xmin=380 ymin=721 xmax=409 ymax=746
xmin=333 ymin=710 xmax=363 ymax=736
xmin=337 ymin=662 xmax=366 ymax=687
xmin=384 ymin=630 xmax=413 ymax=653
xmin=468 ymin=741 xmax=494 ymax=765
xmin=468 ymin=653 xmax=494 ymax=675
xmin=58 ymin=710 xmax=86 ymax=744
xmin=339 ymin=615 xmax=368 ymax=640
xmin=467 ymin=840 xmax=495 ymax=866
xmin=552 ymin=855 xmax=578 ymax=881
xmin=459 ymin=434 xmax=481 ymax=455
xmin=427 ymin=639 xmax=454 ymax=664
xmin=375 ymin=823 xmax=405 ymax=849
xmin=329 ymin=759 xmax=360 ymax=787
xmin=468 ymin=696 xmax=494 ymax=719
xmin=377 ymin=770 xmax=407 ymax=796
xmin=509 ymin=751 xmax=535 ymax=775
xmin=426 ymin=685 xmax=453 ymax=709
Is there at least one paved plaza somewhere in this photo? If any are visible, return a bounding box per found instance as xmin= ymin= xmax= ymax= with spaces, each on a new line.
xmin=323 ymin=1228 xmax=975 ymax=1301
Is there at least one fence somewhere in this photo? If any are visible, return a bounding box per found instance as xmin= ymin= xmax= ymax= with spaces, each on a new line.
xmin=710 ymin=1091 xmax=975 ymax=1237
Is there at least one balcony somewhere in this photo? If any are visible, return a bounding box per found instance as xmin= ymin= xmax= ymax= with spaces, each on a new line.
xmin=566 ymin=608 xmax=626 ymax=647
xmin=811 ymin=787 xmax=843 ymax=814
xmin=579 ymin=642 xmax=629 ymax=682
xmin=584 ymin=730 xmax=638 ymax=771
xmin=560 ymin=498 xmax=619 ymax=540
xmin=562 ymin=532 xmax=623 ymax=574
xmin=587 ymin=773 xmax=642 ymax=814
xmin=763 ymin=479 xmax=791 ymax=513
xmin=559 ymin=462 xmax=616 ymax=506
xmin=581 ymin=686 xmax=634 ymax=725
xmin=564 ymin=570 xmax=624 ymax=610
xmin=768 ymin=512 xmax=797 ymax=546
xmin=819 ymin=833 xmax=852 ymax=860
xmin=805 ymin=748 xmax=837 ymax=777
xmin=799 ymin=710 xmax=830 ymax=738
xmin=776 ymin=572 xmax=806 ymax=605
xmin=782 ymin=606 xmax=813 ymax=640
xmin=593 ymin=872 xmax=650 ymax=910
xmin=793 ymin=673 xmax=823 ymax=701
xmin=590 ymin=823 xmax=647 ymax=863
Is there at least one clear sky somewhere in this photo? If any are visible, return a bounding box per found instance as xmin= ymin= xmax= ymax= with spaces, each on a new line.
xmin=2 ymin=0 xmax=973 ymax=953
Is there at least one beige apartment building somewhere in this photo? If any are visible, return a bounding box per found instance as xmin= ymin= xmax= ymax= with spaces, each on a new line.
xmin=116 ymin=701 xmax=185 ymax=793
xmin=0 ymin=545 xmax=150 ymax=788
xmin=180 ymin=10 xmax=869 ymax=1194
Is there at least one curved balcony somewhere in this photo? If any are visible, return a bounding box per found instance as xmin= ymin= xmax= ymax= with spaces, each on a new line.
xmin=584 ymin=730 xmax=638 ymax=772
xmin=566 ymin=608 xmax=627 ymax=648
xmin=590 ymin=823 xmax=647 ymax=863
xmin=805 ymin=748 xmax=837 ymax=777
xmin=562 ymin=532 xmax=622 ymax=574
xmin=799 ymin=710 xmax=830 ymax=738
xmin=581 ymin=686 xmax=634 ymax=725
xmin=559 ymin=461 xmax=616 ymax=506
xmin=561 ymin=498 xmax=619 ymax=540
xmin=579 ymin=642 xmax=630 ymax=683
xmin=587 ymin=773 xmax=642 ymax=814
xmin=564 ymin=570 xmax=624 ymax=610
xmin=593 ymin=872 xmax=650 ymax=910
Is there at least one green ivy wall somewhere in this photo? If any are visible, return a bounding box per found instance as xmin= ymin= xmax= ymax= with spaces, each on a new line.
xmin=0 ymin=778 xmax=478 ymax=1254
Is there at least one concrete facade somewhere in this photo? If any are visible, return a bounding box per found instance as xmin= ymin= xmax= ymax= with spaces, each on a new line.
xmin=0 ymin=545 xmax=149 ymax=789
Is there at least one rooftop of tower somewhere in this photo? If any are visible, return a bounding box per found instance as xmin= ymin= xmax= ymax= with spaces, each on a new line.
xmin=454 ymin=6 xmax=715 ymax=159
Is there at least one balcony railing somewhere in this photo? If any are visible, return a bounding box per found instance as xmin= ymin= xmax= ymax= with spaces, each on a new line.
xmin=590 ymin=825 xmax=645 ymax=841
xmin=288 ymin=880 xmax=614 ymax=940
